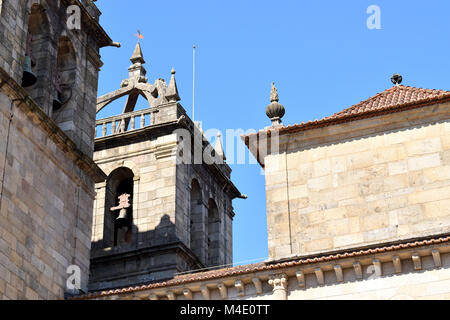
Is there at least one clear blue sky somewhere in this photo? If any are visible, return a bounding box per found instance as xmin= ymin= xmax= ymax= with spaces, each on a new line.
xmin=95 ymin=0 xmax=450 ymax=265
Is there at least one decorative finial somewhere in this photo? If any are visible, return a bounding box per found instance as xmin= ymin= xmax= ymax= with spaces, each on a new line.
xmin=266 ymin=82 xmax=285 ymax=127
xmin=270 ymin=82 xmax=279 ymax=102
xmin=391 ymin=74 xmax=402 ymax=86
xmin=130 ymin=41 xmax=145 ymax=64
xmin=166 ymin=67 xmax=180 ymax=102
xmin=215 ymin=131 xmax=226 ymax=162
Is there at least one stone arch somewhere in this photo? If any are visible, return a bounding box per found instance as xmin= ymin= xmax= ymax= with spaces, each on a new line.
xmin=207 ymin=198 xmax=221 ymax=267
xmin=104 ymin=167 xmax=135 ymax=247
xmin=53 ymin=36 xmax=77 ymax=113
xmin=103 ymin=160 xmax=139 ymax=179
xmin=24 ymin=3 xmax=51 ymax=105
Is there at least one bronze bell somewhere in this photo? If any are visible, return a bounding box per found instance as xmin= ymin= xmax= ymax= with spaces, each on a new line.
xmin=53 ymin=89 xmax=62 ymax=111
xmin=115 ymin=208 xmax=130 ymax=228
xmin=21 ymin=55 xmax=37 ymax=87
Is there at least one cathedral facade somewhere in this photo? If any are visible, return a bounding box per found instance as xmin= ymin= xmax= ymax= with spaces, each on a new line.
xmin=1 ymin=0 xmax=450 ymax=301
xmin=80 ymin=81 xmax=450 ymax=300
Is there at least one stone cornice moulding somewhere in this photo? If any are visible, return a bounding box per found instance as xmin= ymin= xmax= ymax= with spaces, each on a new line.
xmin=74 ymin=235 xmax=450 ymax=300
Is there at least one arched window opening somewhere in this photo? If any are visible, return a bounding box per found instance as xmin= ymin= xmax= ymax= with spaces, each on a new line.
xmin=23 ymin=4 xmax=50 ymax=94
xmin=53 ymin=36 xmax=76 ymax=113
xmin=207 ymin=199 xmax=221 ymax=267
xmin=190 ymin=179 xmax=203 ymax=260
xmin=105 ymin=167 xmax=134 ymax=247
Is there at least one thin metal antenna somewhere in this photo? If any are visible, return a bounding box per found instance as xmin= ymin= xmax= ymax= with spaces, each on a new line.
xmin=193 ymin=44 xmax=196 ymax=122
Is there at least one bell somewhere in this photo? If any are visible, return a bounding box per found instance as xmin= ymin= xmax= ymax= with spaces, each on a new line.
xmin=21 ymin=55 xmax=37 ymax=87
xmin=53 ymin=89 xmax=62 ymax=111
xmin=115 ymin=208 xmax=130 ymax=228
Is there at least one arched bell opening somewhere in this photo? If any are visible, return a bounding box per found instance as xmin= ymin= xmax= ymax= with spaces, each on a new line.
xmin=104 ymin=167 xmax=134 ymax=247
xmin=53 ymin=36 xmax=77 ymax=116
xmin=23 ymin=4 xmax=50 ymax=104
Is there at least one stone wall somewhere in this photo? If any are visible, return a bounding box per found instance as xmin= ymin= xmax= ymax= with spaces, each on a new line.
xmin=90 ymin=121 xmax=236 ymax=290
xmin=264 ymin=102 xmax=450 ymax=259
xmin=0 ymin=0 xmax=108 ymax=299
xmin=0 ymin=82 xmax=101 ymax=299
xmin=0 ymin=0 xmax=107 ymax=156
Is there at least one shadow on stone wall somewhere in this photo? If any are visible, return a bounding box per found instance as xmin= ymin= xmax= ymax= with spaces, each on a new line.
xmin=88 ymin=214 xmax=203 ymax=291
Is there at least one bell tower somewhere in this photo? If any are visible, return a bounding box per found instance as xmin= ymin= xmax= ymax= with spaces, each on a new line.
xmin=89 ymin=43 xmax=244 ymax=291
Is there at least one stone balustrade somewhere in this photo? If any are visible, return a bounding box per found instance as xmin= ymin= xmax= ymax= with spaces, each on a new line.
xmin=96 ymin=108 xmax=152 ymax=138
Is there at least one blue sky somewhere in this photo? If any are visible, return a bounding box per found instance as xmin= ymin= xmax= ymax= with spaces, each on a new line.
xmin=95 ymin=0 xmax=450 ymax=265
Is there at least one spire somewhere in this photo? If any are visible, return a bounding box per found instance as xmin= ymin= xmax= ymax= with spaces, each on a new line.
xmin=125 ymin=42 xmax=148 ymax=85
xmin=266 ymin=82 xmax=285 ymax=127
xmin=130 ymin=42 xmax=145 ymax=64
xmin=166 ymin=68 xmax=181 ymax=102
xmin=215 ymin=132 xmax=226 ymax=161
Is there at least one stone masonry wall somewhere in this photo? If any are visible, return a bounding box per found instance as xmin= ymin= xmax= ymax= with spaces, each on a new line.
xmin=92 ymin=128 xmax=234 ymax=271
xmin=92 ymin=133 xmax=179 ymax=250
xmin=0 ymin=0 xmax=104 ymax=157
xmin=0 ymin=87 xmax=97 ymax=299
xmin=264 ymin=102 xmax=450 ymax=259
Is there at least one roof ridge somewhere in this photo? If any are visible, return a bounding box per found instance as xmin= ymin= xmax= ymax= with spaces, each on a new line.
xmin=326 ymin=86 xmax=397 ymax=119
xmin=326 ymin=84 xmax=450 ymax=120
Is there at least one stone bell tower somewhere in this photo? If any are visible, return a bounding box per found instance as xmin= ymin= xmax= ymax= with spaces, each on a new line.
xmin=88 ymin=43 xmax=244 ymax=291
xmin=0 ymin=0 xmax=115 ymax=299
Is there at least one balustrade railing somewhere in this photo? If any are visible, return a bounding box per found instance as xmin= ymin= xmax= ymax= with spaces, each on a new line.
xmin=96 ymin=108 xmax=152 ymax=138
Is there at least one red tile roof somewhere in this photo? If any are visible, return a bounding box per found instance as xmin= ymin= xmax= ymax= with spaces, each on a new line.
xmin=324 ymin=85 xmax=450 ymax=120
xmin=75 ymin=234 xmax=450 ymax=299
xmin=246 ymin=85 xmax=450 ymax=140
xmin=243 ymin=85 xmax=450 ymax=167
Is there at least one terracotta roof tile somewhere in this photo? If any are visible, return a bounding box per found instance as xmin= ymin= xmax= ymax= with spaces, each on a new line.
xmin=324 ymin=85 xmax=450 ymax=120
xmin=244 ymin=85 xmax=450 ymax=141
xmin=75 ymin=234 xmax=450 ymax=300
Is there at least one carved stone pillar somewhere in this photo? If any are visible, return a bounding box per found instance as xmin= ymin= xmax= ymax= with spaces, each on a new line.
xmin=268 ymin=273 xmax=288 ymax=300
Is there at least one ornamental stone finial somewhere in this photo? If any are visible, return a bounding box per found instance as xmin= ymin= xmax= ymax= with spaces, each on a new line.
xmin=270 ymin=82 xmax=279 ymax=102
xmin=130 ymin=41 xmax=145 ymax=64
xmin=166 ymin=68 xmax=181 ymax=102
xmin=215 ymin=131 xmax=226 ymax=162
xmin=126 ymin=42 xmax=148 ymax=84
xmin=266 ymin=82 xmax=285 ymax=127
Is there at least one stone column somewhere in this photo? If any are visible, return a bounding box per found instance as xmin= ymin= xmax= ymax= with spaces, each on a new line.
xmin=201 ymin=199 xmax=208 ymax=265
xmin=268 ymin=274 xmax=288 ymax=300
xmin=92 ymin=182 xmax=107 ymax=247
xmin=132 ymin=175 xmax=140 ymax=243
